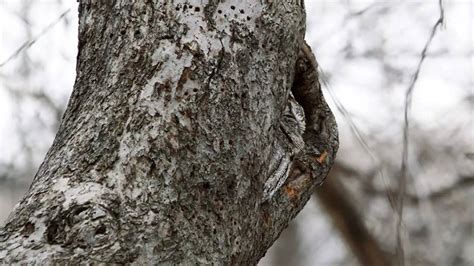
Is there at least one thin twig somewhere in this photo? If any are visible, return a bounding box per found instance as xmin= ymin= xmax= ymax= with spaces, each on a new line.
xmin=318 ymin=74 xmax=373 ymax=157
xmin=0 ymin=9 xmax=71 ymax=68
xmin=318 ymin=67 xmax=392 ymax=209
xmin=365 ymin=176 xmax=474 ymax=204
xmin=397 ymin=1 xmax=444 ymax=265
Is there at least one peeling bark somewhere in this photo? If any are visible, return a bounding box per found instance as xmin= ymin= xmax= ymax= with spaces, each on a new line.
xmin=0 ymin=1 xmax=337 ymax=264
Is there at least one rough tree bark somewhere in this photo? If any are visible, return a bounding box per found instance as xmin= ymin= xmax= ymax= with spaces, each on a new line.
xmin=0 ymin=0 xmax=338 ymax=264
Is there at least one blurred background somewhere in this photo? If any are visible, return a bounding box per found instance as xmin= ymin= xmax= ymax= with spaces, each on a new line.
xmin=0 ymin=0 xmax=472 ymax=265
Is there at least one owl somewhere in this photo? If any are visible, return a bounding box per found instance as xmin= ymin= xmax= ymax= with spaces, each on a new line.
xmin=263 ymin=92 xmax=306 ymax=201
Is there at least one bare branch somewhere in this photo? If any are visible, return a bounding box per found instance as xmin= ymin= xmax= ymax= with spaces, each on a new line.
xmin=316 ymin=164 xmax=393 ymax=266
xmin=397 ymin=0 xmax=444 ymax=264
xmin=0 ymin=9 xmax=71 ymax=68
xmin=366 ymin=176 xmax=474 ymax=205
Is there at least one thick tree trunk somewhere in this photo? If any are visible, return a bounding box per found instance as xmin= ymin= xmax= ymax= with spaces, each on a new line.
xmin=0 ymin=1 xmax=337 ymax=264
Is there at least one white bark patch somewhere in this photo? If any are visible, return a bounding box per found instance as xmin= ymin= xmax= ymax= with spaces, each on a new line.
xmin=108 ymin=163 xmax=127 ymax=197
xmin=63 ymin=182 xmax=107 ymax=209
xmin=52 ymin=177 xmax=69 ymax=193
xmin=26 ymin=217 xmax=47 ymax=243
xmin=143 ymin=42 xmax=194 ymax=120
xmin=176 ymin=110 xmax=193 ymax=130
xmin=175 ymin=0 xmax=223 ymax=58
xmin=107 ymin=53 xmax=124 ymax=86
xmin=150 ymin=42 xmax=191 ymax=84
xmin=214 ymin=1 xmax=263 ymax=34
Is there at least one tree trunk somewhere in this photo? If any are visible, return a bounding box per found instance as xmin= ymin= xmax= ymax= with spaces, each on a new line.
xmin=0 ymin=1 xmax=338 ymax=264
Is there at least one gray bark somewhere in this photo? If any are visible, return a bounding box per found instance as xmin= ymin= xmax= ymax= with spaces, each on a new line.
xmin=0 ymin=0 xmax=338 ymax=264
